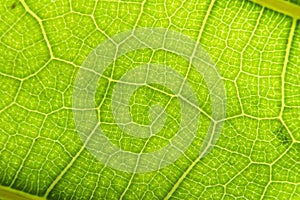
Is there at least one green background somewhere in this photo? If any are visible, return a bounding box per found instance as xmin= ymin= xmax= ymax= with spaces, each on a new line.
xmin=0 ymin=0 xmax=299 ymax=199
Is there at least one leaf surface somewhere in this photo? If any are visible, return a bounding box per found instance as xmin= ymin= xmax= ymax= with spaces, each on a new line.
xmin=0 ymin=0 xmax=299 ymax=199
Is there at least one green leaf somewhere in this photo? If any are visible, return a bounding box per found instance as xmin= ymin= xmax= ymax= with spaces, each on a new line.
xmin=0 ymin=0 xmax=300 ymax=199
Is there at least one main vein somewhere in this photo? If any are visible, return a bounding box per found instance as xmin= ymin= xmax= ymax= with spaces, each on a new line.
xmin=250 ymin=0 xmax=300 ymax=19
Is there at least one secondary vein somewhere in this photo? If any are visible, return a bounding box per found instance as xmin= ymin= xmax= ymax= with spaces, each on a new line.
xmin=163 ymin=0 xmax=216 ymax=198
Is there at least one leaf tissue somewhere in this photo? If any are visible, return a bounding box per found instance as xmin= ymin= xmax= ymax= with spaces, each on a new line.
xmin=0 ymin=0 xmax=299 ymax=199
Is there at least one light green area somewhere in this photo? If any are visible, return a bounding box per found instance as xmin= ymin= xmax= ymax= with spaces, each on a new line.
xmin=0 ymin=0 xmax=299 ymax=199
xmin=0 ymin=185 xmax=44 ymax=200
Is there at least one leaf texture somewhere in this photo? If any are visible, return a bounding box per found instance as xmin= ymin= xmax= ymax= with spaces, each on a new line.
xmin=0 ymin=0 xmax=299 ymax=199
